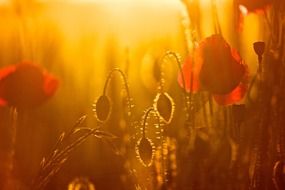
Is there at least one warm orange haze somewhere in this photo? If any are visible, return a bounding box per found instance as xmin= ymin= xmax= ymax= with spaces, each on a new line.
xmin=0 ymin=0 xmax=284 ymax=190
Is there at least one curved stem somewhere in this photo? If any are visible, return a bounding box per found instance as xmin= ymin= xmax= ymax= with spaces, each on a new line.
xmin=175 ymin=1 xmax=201 ymax=126
xmin=142 ymin=108 xmax=154 ymax=138
xmin=102 ymin=68 xmax=132 ymax=116
xmin=159 ymin=51 xmax=189 ymax=110
xmin=142 ymin=107 xmax=161 ymax=138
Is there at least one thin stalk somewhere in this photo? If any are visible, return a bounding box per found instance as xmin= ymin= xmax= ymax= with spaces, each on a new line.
xmin=211 ymin=0 xmax=222 ymax=35
xmin=3 ymin=107 xmax=18 ymax=190
xmin=159 ymin=51 xmax=189 ymax=111
xmin=102 ymin=68 xmax=132 ymax=118
xmin=142 ymin=107 xmax=160 ymax=138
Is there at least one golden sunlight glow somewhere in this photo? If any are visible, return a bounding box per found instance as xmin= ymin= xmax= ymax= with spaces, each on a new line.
xmin=241 ymin=14 xmax=261 ymax=72
xmin=0 ymin=0 xmax=7 ymax=4
xmin=0 ymin=0 xmax=261 ymax=85
xmin=239 ymin=5 xmax=248 ymax=16
xmin=62 ymin=0 xmax=181 ymax=6
xmin=200 ymin=0 xmax=229 ymax=6
xmin=199 ymin=0 xmax=210 ymax=6
xmin=0 ymin=0 xmax=270 ymax=189
xmin=200 ymin=0 xmax=232 ymax=38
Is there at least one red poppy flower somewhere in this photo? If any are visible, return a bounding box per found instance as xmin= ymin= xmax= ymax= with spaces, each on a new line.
xmin=178 ymin=34 xmax=248 ymax=106
xmin=0 ymin=62 xmax=59 ymax=109
xmin=237 ymin=0 xmax=272 ymax=14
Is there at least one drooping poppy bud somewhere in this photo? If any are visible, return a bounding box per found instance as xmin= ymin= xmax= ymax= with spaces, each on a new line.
xmin=153 ymin=92 xmax=175 ymax=124
xmin=93 ymin=95 xmax=111 ymax=123
xmin=136 ymin=137 xmax=154 ymax=167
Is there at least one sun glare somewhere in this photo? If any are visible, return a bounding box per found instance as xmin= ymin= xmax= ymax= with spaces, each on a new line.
xmin=0 ymin=0 xmax=7 ymax=4
xmin=239 ymin=4 xmax=249 ymax=16
xmin=66 ymin=0 xmax=181 ymax=6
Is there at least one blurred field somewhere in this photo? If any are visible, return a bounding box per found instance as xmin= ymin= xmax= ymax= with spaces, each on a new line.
xmin=0 ymin=0 xmax=267 ymax=189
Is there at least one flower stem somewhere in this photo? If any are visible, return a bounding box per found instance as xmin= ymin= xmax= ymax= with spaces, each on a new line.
xmin=211 ymin=0 xmax=222 ymax=35
xmin=102 ymin=68 xmax=132 ymax=118
xmin=159 ymin=51 xmax=189 ymax=111
xmin=3 ymin=107 xmax=18 ymax=190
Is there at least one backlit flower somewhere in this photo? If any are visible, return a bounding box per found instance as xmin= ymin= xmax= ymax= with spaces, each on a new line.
xmin=237 ymin=0 xmax=272 ymax=14
xmin=178 ymin=34 xmax=248 ymax=106
xmin=0 ymin=62 xmax=59 ymax=109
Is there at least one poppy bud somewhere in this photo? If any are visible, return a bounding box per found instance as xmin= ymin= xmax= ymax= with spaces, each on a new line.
xmin=253 ymin=41 xmax=265 ymax=57
xmin=93 ymin=95 xmax=111 ymax=122
xmin=153 ymin=92 xmax=175 ymax=124
xmin=136 ymin=137 xmax=154 ymax=167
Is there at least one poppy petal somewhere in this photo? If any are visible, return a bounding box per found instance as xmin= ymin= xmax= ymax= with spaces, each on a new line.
xmin=0 ymin=65 xmax=16 ymax=80
xmin=212 ymin=82 xmax=246 ymax=106
xmin=0 ymin=98 xmax=7 ymax=106
xmin=43 ymin=72 xmax=59 ymax=97
xmin=0 ymin=65 xmax=17 ymax=103
xmin=198 ymin=35 xmax=245 ymax=94
xmin=212 ymin=67 xmax=248 ymax=106
xmin=177 ymin=56 xmax=201 ymax=93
